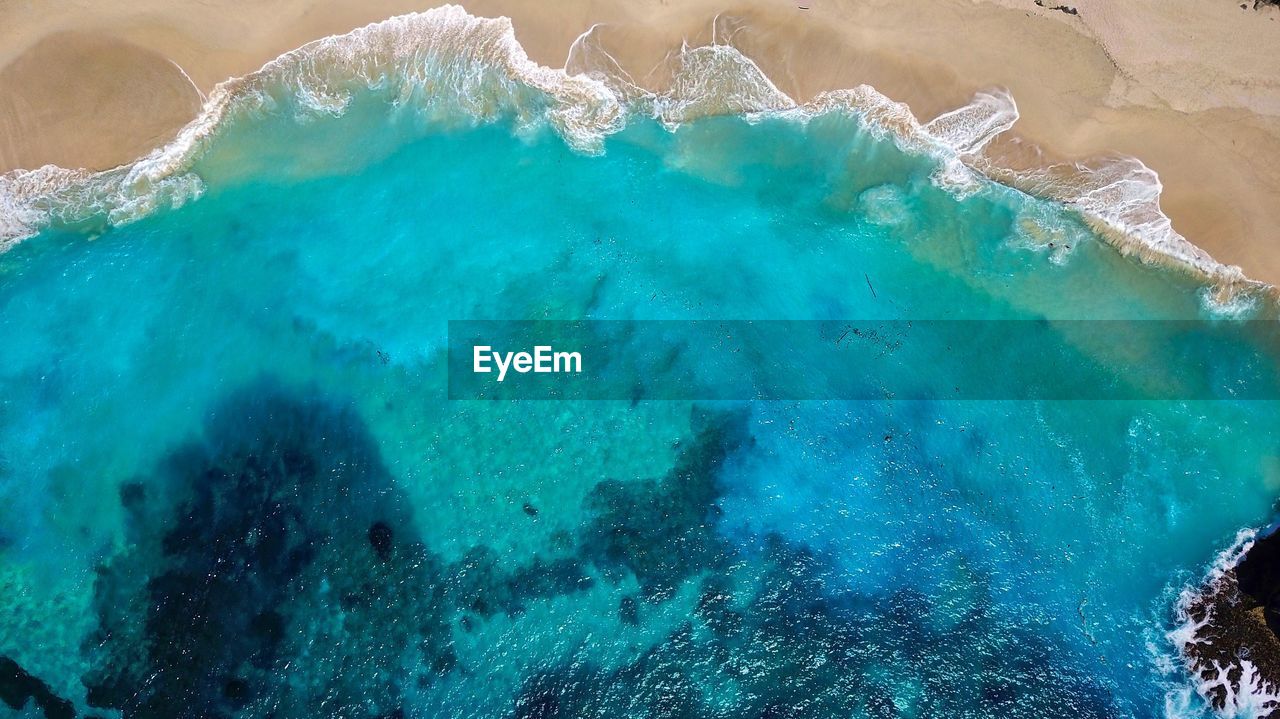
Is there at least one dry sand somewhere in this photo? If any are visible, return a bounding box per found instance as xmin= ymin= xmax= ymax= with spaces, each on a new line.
xmin=1 ymin=0 xmax=1278 ymax=284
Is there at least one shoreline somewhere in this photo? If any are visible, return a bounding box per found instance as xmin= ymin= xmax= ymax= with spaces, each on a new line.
xmin=1 ymin=0 xmax=1279 ymax=291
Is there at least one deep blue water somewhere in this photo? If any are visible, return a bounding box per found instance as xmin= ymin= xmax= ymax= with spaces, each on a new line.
xmin=1 ymin=81 xmax=1278 ymax=719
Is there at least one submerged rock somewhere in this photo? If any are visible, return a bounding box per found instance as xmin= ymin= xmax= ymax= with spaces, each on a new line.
xmin=369 ymin=521 xmax=395 ymax=561
xmin=82 ymin=380 xmax=452 ymax=719
xmin=0 ymin=657 xmax=74 ymax=719
xmin=578 ymin=405 xmax=751 ymax=601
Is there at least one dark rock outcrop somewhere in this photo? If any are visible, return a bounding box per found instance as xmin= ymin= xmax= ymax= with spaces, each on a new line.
xmin=1180 ymin=528 xmax=1280 ymax=718
xmin=1034 ymin=0 xmax=1079 ymax=15
xmin=1239 ymin=528 xmax=1280 ymax=637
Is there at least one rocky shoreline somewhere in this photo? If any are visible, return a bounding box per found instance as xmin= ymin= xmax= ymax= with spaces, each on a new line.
xmin=1180 ymin=528 xmax=1280 ymax=718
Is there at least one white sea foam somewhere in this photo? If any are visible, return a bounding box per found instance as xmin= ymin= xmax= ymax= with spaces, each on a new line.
xmin=1 ymin=6 xmax=622 ymax=244
xmin=921 ymin=88 xmax=1021 ymax=197
xmin=0 ymin=4 xmax=1268 ymax=304
xmin=988 ymin=153 xmax=1265 ymax=307
xmin=925 ymin=88 xmax=1021 ymax=157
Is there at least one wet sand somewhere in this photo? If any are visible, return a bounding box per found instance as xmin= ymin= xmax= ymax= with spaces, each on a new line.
xmin=1 ymin=0 xmax=1278 ymax=284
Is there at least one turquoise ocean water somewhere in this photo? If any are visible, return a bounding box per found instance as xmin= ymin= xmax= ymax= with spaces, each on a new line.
xmin=2 ymin=10 xmax=1280 ymax=718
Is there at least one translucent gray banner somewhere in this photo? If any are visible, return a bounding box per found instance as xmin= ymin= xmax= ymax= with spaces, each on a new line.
xmin=446 ymin=320 xmax=1280 ymax=400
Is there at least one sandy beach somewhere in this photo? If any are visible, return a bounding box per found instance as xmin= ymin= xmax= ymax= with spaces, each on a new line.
xmin=1 ymin=0 xmax=1278 ymax=285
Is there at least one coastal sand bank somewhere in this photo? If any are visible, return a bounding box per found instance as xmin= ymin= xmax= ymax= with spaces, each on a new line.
xmin=0 ymin=0 xmax=1278 ymax=284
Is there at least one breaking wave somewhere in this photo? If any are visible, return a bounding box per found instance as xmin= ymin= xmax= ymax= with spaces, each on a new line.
xmin=0 ymin=4 xmax=1267 ymax=304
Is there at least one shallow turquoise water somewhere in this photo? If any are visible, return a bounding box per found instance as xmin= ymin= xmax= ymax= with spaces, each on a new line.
xmin=1 ymin=88 xmax=1279 ymax=718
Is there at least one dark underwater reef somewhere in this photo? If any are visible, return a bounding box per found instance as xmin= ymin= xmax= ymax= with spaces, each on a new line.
xmin=82 ymin=382 xmax=456 ymax=718
xmin=5 ymin=381 xmax=1121 ymax=718
xmin=1 ymin=657 xmax=74 ymax=719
